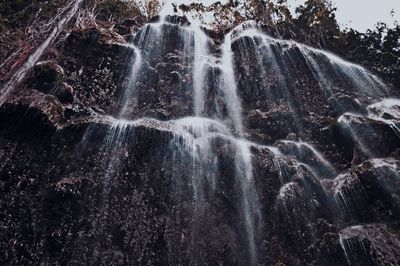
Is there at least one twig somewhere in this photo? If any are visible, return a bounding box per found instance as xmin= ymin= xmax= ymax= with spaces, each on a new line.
xmin=0 ymin=0 xmax=84 ymax=106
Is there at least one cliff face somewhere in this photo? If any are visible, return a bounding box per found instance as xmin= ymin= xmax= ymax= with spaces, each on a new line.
xmin=1 ymin=13 xmax=400 ymax=265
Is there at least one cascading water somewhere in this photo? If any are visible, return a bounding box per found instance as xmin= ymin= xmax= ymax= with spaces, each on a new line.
xmin=220 ymin=28 xmax=246 ymax=135
xmin=233 ymin=26 xmax=389 ymax=99
xmin=336 ymin=98 xmax=400 ymax=157
xmin=174 ymin=19 xmax=261 ymax=263
xmin=77 ymin=16 xmax=400 ymax=264
xmin=192 ymin=26 xmax=210 ymax=116
xmin=118 ymin=45 xmax=142 ymax=117
xmin=3 ymin=8 xmax=398 ymax=264
xmin=75 ymin=16 xmax=262 ymax=264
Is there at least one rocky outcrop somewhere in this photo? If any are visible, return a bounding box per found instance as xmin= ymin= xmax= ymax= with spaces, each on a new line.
xmin=0 ymin=15 xmax=399 ymax=266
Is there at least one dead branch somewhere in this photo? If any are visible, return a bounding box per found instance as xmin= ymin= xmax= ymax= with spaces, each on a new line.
xmin=0 ymin=0 xmax=84 ymax=106
xmin=75 ymin=5 xmax=98 ymax=30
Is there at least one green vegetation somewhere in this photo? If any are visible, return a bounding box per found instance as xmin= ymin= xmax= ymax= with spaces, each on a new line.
xmin=179 ymin=0 xmax=400 ymax=89
xmin=1 ymin=0 xmax=398 ymax=88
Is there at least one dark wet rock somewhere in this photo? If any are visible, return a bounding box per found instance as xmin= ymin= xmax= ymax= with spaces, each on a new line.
xmin=247 ymin=104 xmax=300 ymax=143
xmin=325 ymin=158 xmax=400 ymax=224
xmin=328 ymin=92 xmax=367 ymax=115
xmin=0 ymin=89 xmax=65 ymax=127
xmin=60 ymin=27 xmax=134 ymax=113
xmin=275 ymin=140 xmax=337 ymax=178
xmin=114 ymin=17 xmax=146 ymax=36
xmin=1 ymin=15 xmax=400 ymax=266
xmin=26 ymin=61 xmax=74 ymax=104
xmin=331 ymin=114 xmax=400 ymax=158
xmin=339 ymin=224 xmax=400 ymax=266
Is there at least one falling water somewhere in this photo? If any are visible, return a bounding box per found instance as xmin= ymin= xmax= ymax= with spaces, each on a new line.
xmin=368 ymin=98 xmax=400 ymax=135
xmin=232 ymin=25 xmax=389 ymax=100
xmin=339 ymin=233 xmax=352 ymax=265
xmin=75 ymin=16 xmax=400 ymax=265
xmin=73 ymin=16 xmax=262 ymax=263
xmin=278 ymin=140 xmax=337 ymax=178
xmin=118 ymin=44 xmax=142 ymax=117
xmin=173 ymin=117 xmax=231 ymax=200
xmin=337 ymin=98 xmax=400 ymax=156
xmin=220 ymin=22 xmax=263 ymax=262
xmin=234 ymin=140 xmax=260 ymax=262
xmin=77 ymin=117 xmax=137 ymax=263
xmin=162 ymin=19 xmax=261 ymax=262
xmin=300 ymin=46 xmax=388 ymax=97
xmin=220 ymin=30 xmax=245 ymax=135
xmin=192 ymin=26 xmax=211 ymax=116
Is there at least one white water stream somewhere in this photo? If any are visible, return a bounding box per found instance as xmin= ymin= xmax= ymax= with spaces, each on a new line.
xmin=80 ymin=17 xmax=399 ymax=265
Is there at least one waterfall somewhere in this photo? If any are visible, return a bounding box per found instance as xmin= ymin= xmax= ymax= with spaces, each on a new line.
xmin=192 ymin=26 xmax=210 ymax=116
xmin=232 ymin=25 xmax=389 ymax=101
xmin=337 ymin=98 xmax=400 ymax=156
xmin=220 ymin=30 xmax=245 ymax=136
xmin=277 ymin=140 xmax=337 ymax=178
xmin=118 ymin=45 xmax=142 ymax=118
xmin=74 ymin=16 xmax=261 ymax=263
xmin=173 ymin=117 xmax=230 ymax=201
xmin=234 ymin=139 xmax=260 ymax=263
xmin=74 ymin=17 xmax=399 ymax=265
xmin=3 ymin=0 xmax=400 ymax=262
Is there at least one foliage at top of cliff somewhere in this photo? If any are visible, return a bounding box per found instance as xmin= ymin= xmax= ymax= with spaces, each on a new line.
xmin=176 ymin=0 xmax=400 ymax=89
xmin=0 ymin=0 xmax=399 ymax=88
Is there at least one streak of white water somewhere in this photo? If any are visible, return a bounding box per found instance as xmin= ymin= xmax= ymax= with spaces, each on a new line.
xmin=0 ymin=0 xmax=84 ymax=106
xmin=301 ymin=46 xmax=387 ymax=96
xmin=235 ymin=140 xmax=259 ymax=264
xmin=279 ymin=140 xmax=337 ymax=178
xmin=337 ymin=112 xmax=375 ymax=156
xmin=332 ymin=173 xmax=358 ymax=212
xmin=339 ymin=234 xmax=352 ymax=265
xmin=174 ymin=117 xmax=231 ymax=198
xmin=192 ymin=27 xmax=211 ymax=116
xmin=368 ymin=98 xmax=400 ymax=118
xmin=119 ymin=45 xmax=142 ymax=117
xmin=136 ymin=23 xmax=163 ymax=50
xmin=114 ymin=23 xmax=164 ymax=116
xmin=172 ymin=116 xmax=261 ymax=246
xmin=276 ymin=181 xmax=299 ymax=219
xmin=233 ymin=26 xmax=388 ymax=97
xmin=220 ymin=27 xmax=245 ymax=136
xmin=368 ymin=98 xmax=400 ymax=135
xmin=138 ymin=20 xmax=259 ymax=262
xmin=218 ymin=23 xmax=265 ymax=262
xmin=254 ymin=144 xmax=290 ymax=184
xmin=337 ymin=98 xmax=400 ymax=156
xmin=369 ymin=158 xmax=399 ymax=170
xmin=123 ymin=18 xmax=215 ymax=119
xmin=333 ymin=156 xmax=399 ymax=213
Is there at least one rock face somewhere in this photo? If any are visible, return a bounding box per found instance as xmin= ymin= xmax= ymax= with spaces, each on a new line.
xmin=0 ymin=16 xmax=400 ymax=265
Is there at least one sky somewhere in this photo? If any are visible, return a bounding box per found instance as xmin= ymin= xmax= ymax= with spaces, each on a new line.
xmin=287 ymin=0 xmax=400 ymax=31
xmin=161 ymin=0 xmax=400 ymax=32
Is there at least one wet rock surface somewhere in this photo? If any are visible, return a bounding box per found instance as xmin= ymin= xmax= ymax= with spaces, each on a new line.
xmin=1 ymin=16 xmax=400 ymax=265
